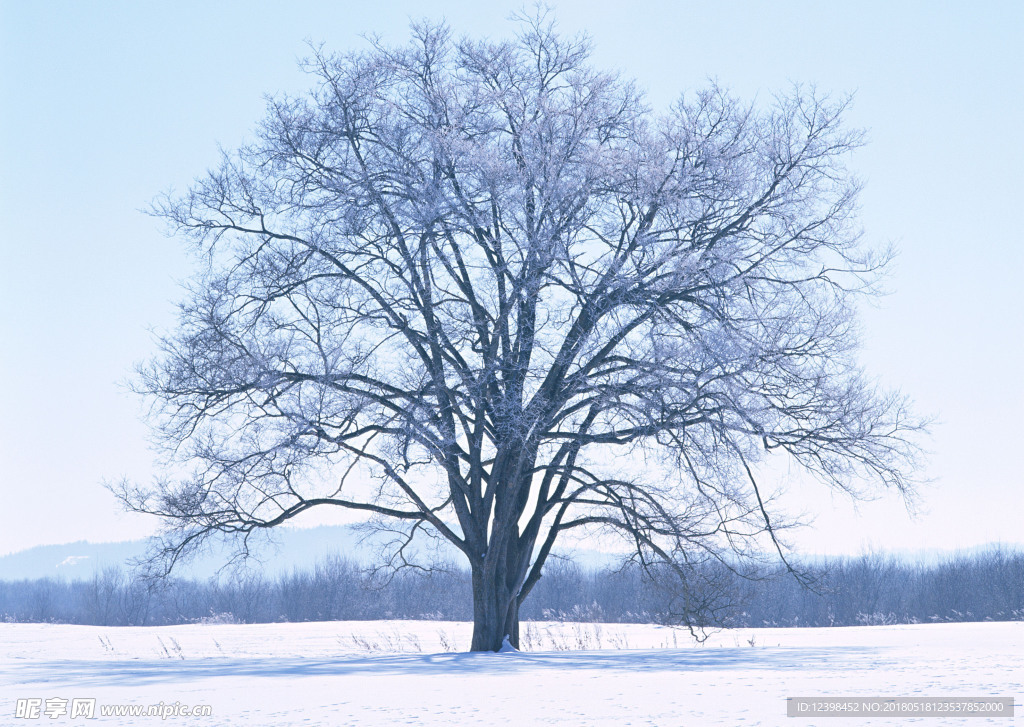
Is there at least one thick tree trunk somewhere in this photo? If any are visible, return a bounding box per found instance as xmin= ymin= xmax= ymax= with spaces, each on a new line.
xmin=470 ymin=566 xmax=519 ymax=651
xmin=467 ymin=444 xmax=536 ymax=651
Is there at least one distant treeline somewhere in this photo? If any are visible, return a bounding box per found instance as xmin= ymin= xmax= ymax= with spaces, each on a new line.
xmin=1 ymin=549 xmax=1021 ymax=628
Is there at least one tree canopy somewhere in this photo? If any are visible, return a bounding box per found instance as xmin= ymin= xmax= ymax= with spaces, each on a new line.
xmin=119 ymin=13 xmax=925 ymax=650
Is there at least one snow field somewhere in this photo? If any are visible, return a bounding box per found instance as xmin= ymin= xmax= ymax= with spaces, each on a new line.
xmin=1 ymin=620 xmax=1020 ymax=726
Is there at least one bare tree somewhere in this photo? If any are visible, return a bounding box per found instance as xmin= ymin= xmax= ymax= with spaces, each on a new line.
xmin=117 ymin=13 xmax=924 ymax=651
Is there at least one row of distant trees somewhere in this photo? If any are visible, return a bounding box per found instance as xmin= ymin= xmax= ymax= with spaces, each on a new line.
xmin=1 ymin=548 xmax=1020 ymax=628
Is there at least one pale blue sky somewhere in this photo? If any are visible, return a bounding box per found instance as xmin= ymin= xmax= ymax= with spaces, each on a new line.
xmin=1 ymin=1 xmax=1021 ymax=557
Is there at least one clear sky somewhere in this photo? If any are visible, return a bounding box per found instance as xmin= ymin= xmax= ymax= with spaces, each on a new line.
xmin=1 ymin=1 xmax=1021 ymax=558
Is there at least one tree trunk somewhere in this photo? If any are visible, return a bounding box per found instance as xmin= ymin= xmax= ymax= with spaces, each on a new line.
xmin=468 ymin=447 xmax=535 ymax=651
xmin=470 ymin=566 xmax=519 ymax=651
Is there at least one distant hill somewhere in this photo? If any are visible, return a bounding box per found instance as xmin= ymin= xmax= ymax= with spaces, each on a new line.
xmin=0 ymin=526 xmax=621 ymax=581
xmin=9 ymin=528 xmax=1011 ymax=583
xmin=0 ymin=526 xmax=387 ymax=581
xmin=0 ymin=539 xmax=151 ymax=581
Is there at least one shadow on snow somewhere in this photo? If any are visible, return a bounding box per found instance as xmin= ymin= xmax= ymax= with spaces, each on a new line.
xmin=5 ymin=646 xmax=888 ymax=687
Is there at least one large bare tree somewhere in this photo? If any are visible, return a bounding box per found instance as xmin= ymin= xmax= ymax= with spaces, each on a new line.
xmin=119 ymin=15 xmax=924 ymax=651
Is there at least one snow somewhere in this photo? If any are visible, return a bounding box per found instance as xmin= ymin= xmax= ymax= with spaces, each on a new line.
xmin=1 ymin=620 xmax=1020 ymax=725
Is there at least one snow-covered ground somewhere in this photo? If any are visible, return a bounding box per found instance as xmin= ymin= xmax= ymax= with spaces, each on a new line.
xmin=1 ymin=620 xmax=1020 ymax=725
